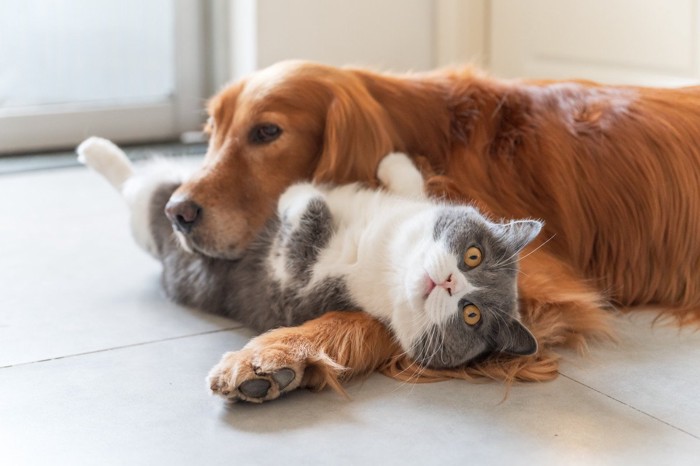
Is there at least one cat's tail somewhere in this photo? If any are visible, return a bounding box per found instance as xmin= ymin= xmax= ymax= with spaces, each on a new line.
xmin=77 ymin=136 xmax=192 ymax=258
xmin=77 ymin=137 xmax=135 ymax=192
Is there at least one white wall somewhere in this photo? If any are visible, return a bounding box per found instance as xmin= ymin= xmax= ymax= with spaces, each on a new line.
xmin=489 ymin=0 xmax=700 ymax=86
xmin=219 ymin=0 xmax=700 ymax=90
xmin=434 ymin=0 xmax=488 ymax=68
xmin=228 ymin=0 xmax=437 ymax=80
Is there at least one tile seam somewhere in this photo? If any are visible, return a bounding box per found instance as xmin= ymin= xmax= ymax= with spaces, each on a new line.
xmin=0 ymin=326 xmax=245 ymax=369
xmin=559 ymin=372 xmax=699 ymax=441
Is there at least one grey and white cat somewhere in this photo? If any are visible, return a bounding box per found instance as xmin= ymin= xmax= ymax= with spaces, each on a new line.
xmin=78 ymin=137 xmax=542 ymax=370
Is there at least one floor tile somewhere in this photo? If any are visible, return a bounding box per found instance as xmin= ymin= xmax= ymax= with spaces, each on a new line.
xmin=559 ymin=310 xmax=700 ymax=439
xmin=0 ymin=166 xmax=236 ymax=367
xmin=4 ymin=164 xmax=700 ymax=466
xmin=1 ymin=330 xmax=698 ymax=466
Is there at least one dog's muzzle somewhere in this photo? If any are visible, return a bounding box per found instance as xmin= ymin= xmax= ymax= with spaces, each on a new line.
xmin=165 ymin=197 xmax=202 ymax=234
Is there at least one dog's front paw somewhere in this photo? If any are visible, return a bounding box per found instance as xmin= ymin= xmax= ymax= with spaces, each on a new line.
xmin=208 ymin=347 xmax=307 ymax=403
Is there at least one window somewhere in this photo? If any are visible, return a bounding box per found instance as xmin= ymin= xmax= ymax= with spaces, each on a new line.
xmin=0 ymin=0 xmax=204 ymax=154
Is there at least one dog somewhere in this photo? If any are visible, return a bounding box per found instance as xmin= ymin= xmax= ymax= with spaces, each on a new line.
xmin=164 ymin=60 xmax=700 ymax=400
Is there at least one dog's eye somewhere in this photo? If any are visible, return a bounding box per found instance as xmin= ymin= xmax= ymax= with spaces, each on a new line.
xmin=464 ymin=246 xmax=482 ymax=268
xmin=249 ymin=124 xmax=282 ymax=144
xmin=463 ymin=304 xmax=481 ymax=326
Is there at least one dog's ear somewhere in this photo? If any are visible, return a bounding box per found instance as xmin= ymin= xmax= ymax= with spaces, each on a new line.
xmin=314 ymin=81 xmax=395 ymax=184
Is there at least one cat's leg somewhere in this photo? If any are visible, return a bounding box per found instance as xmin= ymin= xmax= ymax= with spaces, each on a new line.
xmin=376 ymin=152 xmax=426 ymax=199
xmin=208 ymin=311 xmax=399 ymax=403
xmin=278 ymin=183 xmax=327 ymax=228
xmin=276 ymin=183 xmax=334 ymax=277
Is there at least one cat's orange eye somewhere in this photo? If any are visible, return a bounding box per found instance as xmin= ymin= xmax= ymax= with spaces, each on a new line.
xmin=463 ymin=304 xmax=481 ymax=326
xmin=464 ymin=246 xmax=482 ymax=268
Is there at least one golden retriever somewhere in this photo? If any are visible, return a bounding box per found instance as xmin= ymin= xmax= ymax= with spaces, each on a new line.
xmin=165 ymin=60 xmax=700 ymax=400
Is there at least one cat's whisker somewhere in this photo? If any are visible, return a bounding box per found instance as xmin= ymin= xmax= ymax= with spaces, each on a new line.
xmin=425 ymin=324 xmax=443 ymax=370
xmin=500 ymin=267 xmax=529 ymax=277
xmin=392 ymin=318 xmax=434 ymax=386
xmin=498 ymin=234 xmax=557 ymax=268
xmin=438 ymin=323 xmax=450 ymax=366
xmin=495 ymin=246 xmax=511 ymax=269
xmin=414 ymin=327 xmax=441 ymax=385
xmin=401 ymin=345 xmax=430 ymax=388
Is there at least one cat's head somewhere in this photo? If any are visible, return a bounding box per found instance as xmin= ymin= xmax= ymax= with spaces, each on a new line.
xmin=397 ymin=206 xmax=542 ymax=369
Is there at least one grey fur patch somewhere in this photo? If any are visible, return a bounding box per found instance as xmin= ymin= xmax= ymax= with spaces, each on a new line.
xmin=151 ymin=183 xmax=358 ymax=333
xmin=278 ymin=197 xmax=334 ymax=286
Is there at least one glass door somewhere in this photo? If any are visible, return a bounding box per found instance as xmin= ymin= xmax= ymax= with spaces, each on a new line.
xmin=0 ymin=0 xmax=204 ymax=154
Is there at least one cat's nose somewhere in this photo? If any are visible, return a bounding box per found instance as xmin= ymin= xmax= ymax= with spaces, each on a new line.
xmin=438 ymin=274 xmax=460 ymax=297
xmin=165 ymin=197 xmax=202 ymax=234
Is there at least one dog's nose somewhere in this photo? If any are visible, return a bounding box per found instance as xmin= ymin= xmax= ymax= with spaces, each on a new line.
xmin=165 ymin=198 xmax=202 ymax=234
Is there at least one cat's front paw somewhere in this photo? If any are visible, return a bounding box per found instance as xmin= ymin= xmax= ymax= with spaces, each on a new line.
xmin=208 ymin=347 xmax=305 ymax=403
xmin=377 ymin=152 xmax=425 ymax=198
xmin=277 ymin=183 xmax=326 ymax=228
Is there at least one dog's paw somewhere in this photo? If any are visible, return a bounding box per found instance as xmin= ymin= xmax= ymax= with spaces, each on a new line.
xmin=208 ymin=347 xmax=306 ymax=403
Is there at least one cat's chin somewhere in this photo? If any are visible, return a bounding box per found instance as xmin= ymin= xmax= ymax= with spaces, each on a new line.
xmin=402 ymin=269 xmax=432 ymax=315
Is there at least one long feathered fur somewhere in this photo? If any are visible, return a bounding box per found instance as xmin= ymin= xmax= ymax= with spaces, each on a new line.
xmin=146 ymin=61 xmax=700 ymax=388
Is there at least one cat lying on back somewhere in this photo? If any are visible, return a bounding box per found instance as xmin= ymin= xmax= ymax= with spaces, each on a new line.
xmin=78 ymin=137 xmax=542 ymax=402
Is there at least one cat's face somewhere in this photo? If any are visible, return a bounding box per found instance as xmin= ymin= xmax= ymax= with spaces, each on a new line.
xmin=398 ymin=206 xmax=542 ymax=369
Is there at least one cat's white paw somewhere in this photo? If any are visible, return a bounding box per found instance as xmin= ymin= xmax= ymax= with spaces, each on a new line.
xmin=377 ymin=152 xmax=425 ymax=198
xmin=278 ymin=183 xmax=325 ymax=228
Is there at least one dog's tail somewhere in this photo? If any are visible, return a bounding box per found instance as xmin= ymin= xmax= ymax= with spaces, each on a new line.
xmin=77 ymin=137 xmax=135 ymax=192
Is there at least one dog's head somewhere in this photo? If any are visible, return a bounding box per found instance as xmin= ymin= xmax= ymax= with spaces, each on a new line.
xmin=166 ymin=61 xmax=405 ymax=259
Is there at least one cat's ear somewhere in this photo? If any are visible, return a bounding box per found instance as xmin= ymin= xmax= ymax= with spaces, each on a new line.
xmin=497 ymin=319 xmax=538 ymax=356
xmin=502 ymin=220 xmax=543 ymax=253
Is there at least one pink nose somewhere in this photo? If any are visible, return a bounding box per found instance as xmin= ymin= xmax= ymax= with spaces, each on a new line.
xmin=438 ymin=274 xmax=457 ymax=296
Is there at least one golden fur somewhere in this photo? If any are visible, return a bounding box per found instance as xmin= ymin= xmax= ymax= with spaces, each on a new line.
xmin=178 ymin=61 xmax=700 ymax=391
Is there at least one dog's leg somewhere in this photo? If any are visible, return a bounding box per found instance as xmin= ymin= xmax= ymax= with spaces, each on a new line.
xmin=208 ymin=311 xmax=398 ymax=403
xmin=516 ymin=250 xmax=615 ymax=350
xmin=207 ymin=251 xmax=615 ymax=403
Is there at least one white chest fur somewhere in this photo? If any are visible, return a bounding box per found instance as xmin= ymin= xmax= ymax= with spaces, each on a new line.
xmin=308 ymin=186 xmax=435 ymax=320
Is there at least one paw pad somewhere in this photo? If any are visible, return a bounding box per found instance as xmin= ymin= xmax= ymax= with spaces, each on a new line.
xmin=232 ymin=368 xmax=297 ymax=401
xmin=271 ymin=368 xmax=295 ymax=390
xmin=239 ymin=379 xmax=271 ymax=398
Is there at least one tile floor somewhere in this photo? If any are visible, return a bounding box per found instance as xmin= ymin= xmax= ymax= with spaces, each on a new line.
xmin=2 ymin=161 xmax=700 ymax=465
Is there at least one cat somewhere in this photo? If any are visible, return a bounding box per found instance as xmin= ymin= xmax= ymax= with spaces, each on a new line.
xmin=78 ymin=137 xmax=542 ymax=383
